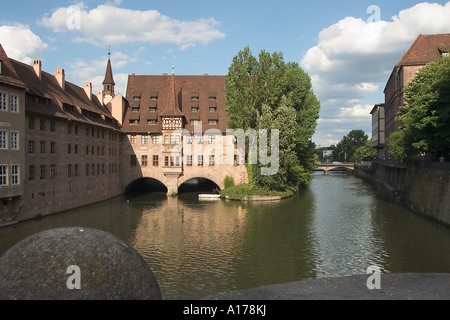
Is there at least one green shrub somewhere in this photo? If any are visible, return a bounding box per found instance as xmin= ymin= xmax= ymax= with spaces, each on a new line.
xmin=224 ymin=175 xmax=235 ymax=188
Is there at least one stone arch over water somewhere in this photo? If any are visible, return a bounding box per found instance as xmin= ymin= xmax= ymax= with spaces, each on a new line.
xmin=178 ymin=177 xmax=221 ymax=193
xmin=125 ymin=178 xmax=168 ymax=194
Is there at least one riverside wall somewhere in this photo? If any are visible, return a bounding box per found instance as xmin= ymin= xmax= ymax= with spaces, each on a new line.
xmin=354 ymin=160 xmax=450 ymax=228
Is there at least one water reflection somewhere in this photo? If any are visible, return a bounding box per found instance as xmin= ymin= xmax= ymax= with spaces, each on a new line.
xmin=1 ymin=174 xmax=450 ymax=300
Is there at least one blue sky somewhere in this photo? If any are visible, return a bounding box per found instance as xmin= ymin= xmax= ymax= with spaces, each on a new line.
xmin=1 ymin=0 xmax=450 ymax=146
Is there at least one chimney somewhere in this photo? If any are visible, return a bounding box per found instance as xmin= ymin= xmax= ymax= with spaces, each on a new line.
xmin=33 ymin=60 xmax=42 ymax=80
xmin=84 ymin=82 xmax=92 ymax=101
xmin=55 ymin=69 xmax=65 ymax=90
xmin=97 ymin=90 xmax=104 ymax=105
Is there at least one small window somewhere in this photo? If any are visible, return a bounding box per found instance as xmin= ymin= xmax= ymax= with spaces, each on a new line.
xmin=142 ymin=155 xmax=148 ymax=167
xmin=186 ymin=155 xmax=193 ymax=166
xmin=132 ymin=107 xmax=140 ymax=112
xmin=11 ymin=165 xmax=20 ymax=185
xmin=152 ymin=136 xmax=159 ymax=145
xmin=192 ymin=107 xmax=199 ymax=113
xmin=130 ymin=120 xmax=139 ymax=125
xmin=141 ymin=135 xmax=148 ymax=145
xmin=0 ymin=165 xmax=7 ymax=186
xmin=149 ymin=107 xmax=157 ymax=112
xmin=147 ymin=119 xmax=157 ymax=125
xmin=10 ymin=132 xmax=19 ymax=150
xmin=208 ymin=136 xmax=215 ymax=144
xmin=208 ymin=120 xmax=218 ymax=125
xmin=0 ymin=131 xmax=7 ymax=150
xmin=151 ymin=95 xmax=158 ymax=101
xmin=0 ymin=92 xmax=7 ymax=111
xmin=153 ymin=155 xmax=159 ymax=167
xmin=10 ymin=95 xmax=19 ymax=113
xmin=192 ymin=96 xmax=199 ymax=101
xmin=209 ymin=107 xmax=217 ymax=112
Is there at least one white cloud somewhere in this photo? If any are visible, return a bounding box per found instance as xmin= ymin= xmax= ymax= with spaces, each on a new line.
xmin=0 ymin=25 xmax=49 ymax=64
xmin=302 ymin=2 xmax=450 ymax=146
xmin=40 ymin=4 xmax=226 ymax=50
xmin=67 ymin=50 xmax=138 ymax=95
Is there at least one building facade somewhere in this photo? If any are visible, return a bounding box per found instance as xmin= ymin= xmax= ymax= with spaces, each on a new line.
xmin=0 ymin=44 xmax=124 ymax=225
xmin=370 ymin=103 xmax=385 ymax=159
xmin=0 ymin=43 xmax=248 ymax=225
xmin=0 ymin=44 xmax=26 ymax=225
xmin=383 ymin=34 xmax=450 ymax=157
xmin=116 ymin=73 xmax=248 ymax=195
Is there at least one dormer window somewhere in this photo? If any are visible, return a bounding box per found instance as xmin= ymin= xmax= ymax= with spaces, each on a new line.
xmin=439 ymin=47 xmax=449 ymax=57
xmin=133 ymin=96 xmax=141 ymax=101
xmin=150 ymin=92 xmax=158 ymax=101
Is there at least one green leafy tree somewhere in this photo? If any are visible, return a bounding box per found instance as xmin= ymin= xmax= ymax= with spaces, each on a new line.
xmin=388 ymin=55 xmax=450 ymax=163
xmin=354 ymin=140 xmax=377 ymax=163
xmin=225 ymin=46 xmax=320 ymax=189
xmin=332 ymin=130 xmax=369 ymax=162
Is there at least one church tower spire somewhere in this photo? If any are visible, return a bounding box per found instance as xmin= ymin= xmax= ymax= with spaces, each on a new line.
xmin=103 ymin=47 xmax=115 ymax=103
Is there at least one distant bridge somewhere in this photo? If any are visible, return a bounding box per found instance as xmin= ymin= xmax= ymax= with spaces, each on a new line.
xmin=315 ymin=163 xmax=355 ymax=175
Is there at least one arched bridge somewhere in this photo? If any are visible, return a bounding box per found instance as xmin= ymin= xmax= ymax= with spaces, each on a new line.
xmin=315 ymin=163 xmax=355 ymax=175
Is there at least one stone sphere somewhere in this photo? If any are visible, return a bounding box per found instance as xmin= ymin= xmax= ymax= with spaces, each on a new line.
xmin=0 ymin=227 xmax=162 ymax=300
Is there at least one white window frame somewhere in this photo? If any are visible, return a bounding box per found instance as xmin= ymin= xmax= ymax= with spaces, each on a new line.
xmin=0 ymin=130 xmax=8 ymax=150
xmin=209 ymin=136 xmax=215 ymax=144
xmin=0 ymin=165 xmax=7 ymax=187
xmin=0 ymin=92 xmax=8 ymax=111
xmin=10 ymin=131 xmax=19 ymax=150
xmin=11 ymin=165 xmax=19 ymax=186
xmin=10 ymin=94 xmax=19 ymax=113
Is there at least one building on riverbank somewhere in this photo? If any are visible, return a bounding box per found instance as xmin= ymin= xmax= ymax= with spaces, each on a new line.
xmin=382 ymin=33 xmax=450 ymax=159
xmin=0 ymin=42 xmax=248 ymax=225
xmin=0 ymin=44 xmax=26 ymax=225
xmin=362 ymin=34 xmax=450 ymax=228
xmin=0 ymin=43 xmax=123 ymax=224
xmin=115 ymin=72 xmax=247 ymax=195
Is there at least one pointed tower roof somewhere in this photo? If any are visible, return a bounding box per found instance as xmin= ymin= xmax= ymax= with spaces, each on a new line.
xmin=160 ymin=74 xmax=184 ymax=117
xmin=103 ymin=58 xmax=115 ymax=85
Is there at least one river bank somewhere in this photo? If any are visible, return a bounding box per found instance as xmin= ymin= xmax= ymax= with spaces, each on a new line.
xmin=354 ymin=160 xmax=450 ymax=228
xmin=219 ymin=184 xmax=298 ymax=201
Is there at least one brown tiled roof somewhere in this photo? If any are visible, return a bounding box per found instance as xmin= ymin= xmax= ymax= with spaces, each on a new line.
xmin=124 ymin=74 xmax=228 ymax=134
xmin=397 ymin=33 xmax=450 ymax=67
xmin=103 ymin=58 xmax=115 ymax=85
xmin=10 ymin=59 xmax=121 ymax=131
xmin=0 ymin=43 xmax=25 ymax=88
xmin=160 ymin=74 xmax=184 ymax=117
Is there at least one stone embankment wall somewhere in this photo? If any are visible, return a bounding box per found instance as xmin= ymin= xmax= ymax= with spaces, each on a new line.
xmin=354 ymin=160 xmax=450 ymax=227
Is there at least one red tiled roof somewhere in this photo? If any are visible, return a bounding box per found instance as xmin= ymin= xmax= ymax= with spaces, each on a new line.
xmin=124 ymin=74 xmax=227 ymax=134
xmin=397 ymin=33 xmax=450 ymax=67
xmin=0 ymin=43 xmax=25 ymax=88
xmin=10 ymin=59 xmax=121 ymax=131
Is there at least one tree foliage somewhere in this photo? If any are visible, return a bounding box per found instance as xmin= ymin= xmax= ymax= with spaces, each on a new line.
xmin=225 ymin=46 xmax=320 ymax=189
xmin=332 ymin=130 xmax=369 ymax=162
xmin=354 ymin=140 xmax=377 ymax=163
xmin=388 ymin=55 xmax=450 ymax=163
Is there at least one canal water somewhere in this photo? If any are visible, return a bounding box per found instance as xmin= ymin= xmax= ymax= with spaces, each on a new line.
xmin=1 ymin=173 xmax=450 ymax=300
